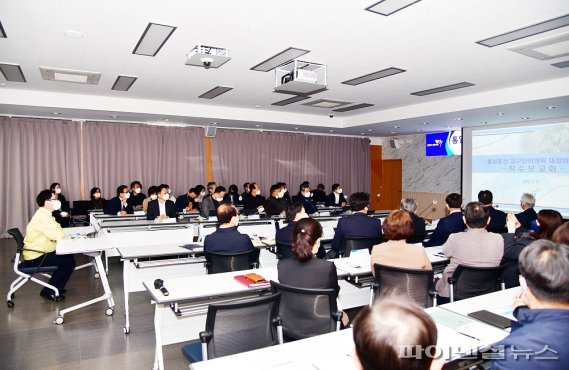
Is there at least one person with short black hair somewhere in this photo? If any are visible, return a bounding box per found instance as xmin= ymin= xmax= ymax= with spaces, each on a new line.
xmin=90 ymin=187 xmax=106 ymax=210
xmin=49 ymin=182 xmax=70 ymax=227
xmin=325 ymin=183 xmax=347 ymax=207
xmin=22 ymin=189 xmax=76 ymax=301
xmin=275 ymin=202 xmax=307 ymax=244
xmin=370 ymin=210 xmax=432 ymax=276
xmin=400 ymin=198 xmax=427 ymax=243
xmin=264 ymin=184 xmax=287 ymax=216
xmin=478 ymin=190 xmax=507 ymax=233
xmin=105 ymin=185 xmax=134 ymax=215
xmin=276 ymin=182 xmax=292 ymax=204
xmin=195 ymin=185 xmax=206 ymax=203
xmin=142 ymin=185 xmax=158 ymax=213
xmin=277 ymin=218 xmax=339 ymax=295
xmin=207 ymin=181 xmax=217 ymax=196
xmin=330 ymin=192 xmax=382 ymax=258
xmin=516 ymin=193 xmax=538 ymax=231
xmin=242 ymin=182 xmax=265 ymax=211
xmin=201 ymin=186 xmax=226 ymax=217
xmin=203 ymin=204 xmax=256 ymax=256
xmin=492 ymin=241 xmax=569 ymax=370
xmin=436 ymin=201 xmax=504 ymax=300
xmin=226 ymin=184 xmax=242 ymax=205
xmin=147 ymin=184 xmax=177 ymax=220
xmin=311 ymin=183 xmax=327 ymax=204
xmin=297 ymin=183 xmax=317 ymax=214
xmin=423 ymin=193 xmax=466 ymax=247
xmin=352 ymin=297 xmax=441 ymax=370
xmin=175 ymin=187 xmax=199 ymax=213
xmin=128 ymin=180 xmax=146 ymax=210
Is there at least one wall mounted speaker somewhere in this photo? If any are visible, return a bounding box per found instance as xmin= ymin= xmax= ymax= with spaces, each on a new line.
xmin=389 ymin=138 xmax=400 ymax=148
xmin=205 ymin=126 xmax=217 ymax=138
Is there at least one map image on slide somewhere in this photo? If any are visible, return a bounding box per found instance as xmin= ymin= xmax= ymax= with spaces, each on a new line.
xmin=471 ymin=123 xmax=569 ymax=214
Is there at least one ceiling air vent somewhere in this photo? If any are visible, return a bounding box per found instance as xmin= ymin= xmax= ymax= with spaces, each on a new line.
xmin=40 ymin=67 xmax=101 ymax=84
xmin=509 ymin=32 xmax=569 ymax=60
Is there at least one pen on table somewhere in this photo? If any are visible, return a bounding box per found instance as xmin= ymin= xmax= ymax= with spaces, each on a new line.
xmin=458 ymin=331 xmax=480 ymax=341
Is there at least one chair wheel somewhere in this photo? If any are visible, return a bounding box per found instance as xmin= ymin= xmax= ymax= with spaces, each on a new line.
xmin=123 ymin=326 xmax=130 ymax=334
xmin=106 ymin=308 xmax=114 ymax=316
xmin=94 ymin=273 xmax=100 ymax=279
xmin=55 ymin=316 xmax=64 ymax=325
xmin=54 ymin=295 xmax=64 ymax=302
xmin=7 ymin=300 xmax=14 ymax=308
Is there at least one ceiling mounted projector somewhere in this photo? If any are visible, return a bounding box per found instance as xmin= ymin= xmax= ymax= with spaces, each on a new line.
xmin=186 ymin=45 xmax=231 ymax=69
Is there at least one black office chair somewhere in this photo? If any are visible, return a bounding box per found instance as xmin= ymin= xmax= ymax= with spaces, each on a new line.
xmin=448 ymin=265 xmax=505 ymax=302
xmin=340 ymin=236 xmax=382 ymax=257
xmin=270 ymin=281 xmax=341 ymax=340
xmin=275 ymin=241 xmax=293 ymax=259
xmin=204 ymin=250 xmax=259 ymax=274
xmin=181 ymin=293 xmax=283 ymax=363
xmin=71 ymin=200 xmax=92 ymax=226
xmin=6 ymin=228 xmax=61 ymax=307
xmin=370 ymin=263 xmax=436 ymax=308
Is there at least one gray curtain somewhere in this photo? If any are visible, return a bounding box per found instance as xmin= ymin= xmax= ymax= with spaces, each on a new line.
xmin=0 ymin=117 xmax=82 ymax=234
xmin=211 ymin=129 xmax=370 ymax=196
xmin=82 ymin=122 xmax=204 ymax=198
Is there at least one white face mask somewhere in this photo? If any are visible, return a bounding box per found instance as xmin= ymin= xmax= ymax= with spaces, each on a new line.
xmin=94 ymin=192 xmax=101 ymax=199
xmin=50 ymin=199 xmax=62 ymax=211
xmin=168 ymin=189 xmax=172 ymax=194
xmin=278 ymin=190 xmax=285 ymax=198
xmin=216 ymin=197 xmax=223 ymax=202
xmin=200 ymin=191 xmax=206 ymax=197
xmin=150 ymin=194 xmax=158 ymax=200
xmin=124 ymin=192 xmax=131 ymax=199
xmin=337 ymin=188 xmax=343 ymax=194
xmin=304 ymin=192 xmax=311 ymax=198
xmin=256 ymin=190 xmax=261 ymax=196
xmin=162 ymin=194 xmax=170 ymax=201
xmin=134 ymin=188 xmax=141 ymax=194
xmin=55 ymin=188 xmax=62 ymax=194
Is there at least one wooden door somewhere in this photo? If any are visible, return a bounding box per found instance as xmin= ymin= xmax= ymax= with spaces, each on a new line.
xmin=379 ymin=159 xmax=402 ymax=210
xmin=370 ymin=145 xmax=382 ymax=210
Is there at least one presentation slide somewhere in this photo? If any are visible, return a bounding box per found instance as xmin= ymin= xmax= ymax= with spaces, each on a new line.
xmin=464 ymin=122 xmax=569 ymax=216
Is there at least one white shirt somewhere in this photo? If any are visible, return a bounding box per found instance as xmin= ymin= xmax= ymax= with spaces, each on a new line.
xmin=334 ymin=193 xmax=340 ymax=204
xmin=158 ymin=201 xmax=166 ymax=216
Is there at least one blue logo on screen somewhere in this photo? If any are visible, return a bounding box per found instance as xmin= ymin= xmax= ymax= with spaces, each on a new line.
xmin=426 ymin=131 xmax=462 ymax=156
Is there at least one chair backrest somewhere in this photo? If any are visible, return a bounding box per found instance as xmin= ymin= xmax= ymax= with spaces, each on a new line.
xmin=451 ymin=265 xmax=503 ymax=301
xmin=341 ymin=236 xmax=382 ymax=257
xmin=204 ymin=293 xmax=281 ymax=359
xmin=270 ymin=281 xmax=340 ymax=340
xmin=207 ymin=250 xmax=255 ymax=274
xmin=373 ymin=263 xmax=434 ymax=308
xmin=72 ymin=200 xmax=93 ymax=216
xmin=7 ymin=228 xmax=24 ymax=252
xmin=275 ymin=241 xmax=293 ymax=259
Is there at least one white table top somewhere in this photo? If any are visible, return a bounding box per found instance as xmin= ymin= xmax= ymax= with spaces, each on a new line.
xmin=56 ymin=235 xmax=113 ymax=254
xmin=63 ymin=226 xmax=96 ymax=238
xmin=117 ymin=243 xmax=203 ymax=258
xmin=439 ymin=288 xmax=519 ymax=320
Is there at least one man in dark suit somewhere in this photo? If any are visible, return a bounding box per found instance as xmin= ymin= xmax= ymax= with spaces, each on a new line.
xmin=127 ymin=180 xmax=146 ymax=211
xmin=400 ymin=198 xmax=427 ymax=243
xmin=175 ymin=188 xmax=199 ymax=213
xmin=147 ymin=184 xmax=177 ymax=220
xmin=423 ymin=193 xmax=466 ymax=247
xmin=200 ymin=186 xmax=226 ymax=217
xmin=297 ymin=183 xmax=317 ymax=214
xmin=311 ymin=183 xmax=327 ymax=204
xmin=276 ymin=182 xmax=292 ymax=204
xmin=478 ymin=190 xmax=507 ymax=233
xmin=325 ymin=183 xmax=347 ymax=207
xmin=204 ymin=204 xmax=256 ymax=255
xmin=330 ymin=192 xmax=382 ymax=257
xmin=515 ymin=193 xmax=538 ymax=231
xmin=242 ymin=182 xmax=265 ymax=212
xmin=264 ymin=184 xmax=287 ymax=216
xmin=105 ymin=185 xmax=134 ymax=215
xmin=276 ymin=202 xmax=306 ymax=245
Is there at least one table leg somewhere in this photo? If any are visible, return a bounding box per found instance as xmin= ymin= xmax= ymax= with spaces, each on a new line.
xmin=153 ymin=303 xmax=165 ymax=370
xmin=123 ymin=258 xmax=130 ymax=334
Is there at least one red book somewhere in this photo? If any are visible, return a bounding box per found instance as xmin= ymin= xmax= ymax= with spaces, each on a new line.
xmin=234 ymin=275 xmax=271 ymax=288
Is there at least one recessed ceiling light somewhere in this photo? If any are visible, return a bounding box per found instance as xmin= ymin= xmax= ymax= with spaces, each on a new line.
xmin=133 ymin=23 xmax=176 ymax=57
xmin=411 ymin=82 xmax=474 ymax=96
xmin=294 ymin=127 xmax=299 ymax=130
xmin=199 ymin=86 xmax=233 ymax=99
xmin=332 ymin=103 xmax=374 ymax=112
xmin=360 ymin=133 xmax=365 ymax=135
xmin=497 ymin=112 xmax=506 ymax=116
xmin=367 ymin=129 xmax=373 ymax=132
xmin=446 ymin=125 xmax=453 ymax=128
xmin=255 ymin=105 xmax=260 ymax=108
xmin=552 ymin=60 xmax=569 ymax=68
xmin=342 ymin=67 xmax=406 ymax=85
xmin=393 ymin=125 xmax=400 ymax=129
xmin=109 ymin=115 xmax=118 ymax=118
xmin=480 ymin=121 xmax=488 ymax=124
xmin=454 ymin=118 xmax=463 ymax=121
xmin=422 ymin=122 xmax=429 ymax=125
xmin=211 ymin=122 xmax=218 ymax=125
xmin=111 ymin=75 xmax=137 ymax=91
xmin=254 ymin=125 xmax=261 ymax=128
xmin=302 ymin=99 xmax=352 ymax=109
xmin=366 ymin=0 xmax=423 ymax=16
xmin=0 ymin=21 xmax=6 ymax=38
xmin=329 ymin=130 xmax=336 ymax=133
xmin=272 ymin=95 xmax=310 ymax=106
xmin=251 ymin=47 xmax=310 ymax=72
xmin=0 ymin=63 xmax=26 ymax=82
xmin=52 ymin=112 xmax=61 ymax=115
xmin=522 ymin=117 xmax=531 ymax=120
xmin=390 ymin=131 xmax=396 ymax=134
xmin=64 ymin=30 xmax=85 ymax=39
xmin=546 ymin=106 xmax=557 ymax=110
xmin=163 ymin=118 xmax=169 ymax=122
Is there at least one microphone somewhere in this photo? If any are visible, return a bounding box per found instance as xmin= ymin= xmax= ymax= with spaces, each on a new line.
xmin=418 ymin=200 xmax=438 ymax=217
xmin=154 ymin=279 xmax=169 ymax=296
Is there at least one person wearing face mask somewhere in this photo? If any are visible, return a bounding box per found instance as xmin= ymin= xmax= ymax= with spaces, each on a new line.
xmin=142 ymin=186 xmax=158 ymax=213
xmin=264 ymin=184 xmax=287 ymax=216
xmin=90 ymin=187 xmax=106 ymax=210
xmin=241 ymin=182 xmax=251 ymax=204
xmin=50 ymin=182 xmax=70 ymax=228
xmin=160 ymin=184 xmax=176 ymax=203
xmin=201 ymin=186 xmax=227 ymax=217
xmin=311 ymin=183 xmax=327 ymax=204
xmin=147 ymin=184 xmax=177 ymax=221
xmin=204 ymin=203 xmax=257 ymax=258
xmin=127 ymin=181 xmax=146 ymax=211
xmin=242 ymin=182 xmax=266 ymax=212
xmin=325 ymin=183 xmax=347 ymax=207
xmin=22 ymin=190 xmax=76 ymax=301
xmin=297 ymin=183 xmax=318 ymax=215
xmin=226 ymin=184 xmax=242 ymax=205
xmin=277 ymin=182 xmax=292 ymax=204
xmin=105 ymin=185 xmax=134 ymax=215
xmin=175 ymin=188 xmax=200 ymax=213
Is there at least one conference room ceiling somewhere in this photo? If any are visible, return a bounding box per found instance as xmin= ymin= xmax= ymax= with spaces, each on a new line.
xmin=1 ymin=0 xmax=568 ymax=137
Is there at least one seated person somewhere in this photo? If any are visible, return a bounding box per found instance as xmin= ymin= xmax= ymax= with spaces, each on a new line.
xmin=478 ymin=190 xmax=507 ymax=233
xmin=325 ymin=183 xmax=347 ymax=207
xmin=278 ymin=182 xmax=292 ymax=204
xmin=105 ymin=185 xmax=134 ymax=215
xmin=90 ymin=187 xmax=106 ymax=210
xmin=242 ymin=182 xmax=265 ymax=212
xmin=175 ymin=187 xmax=199 ymax=213
xmin=207 ymin=181 xmax=217 ymax=196
xmin=553 ymin=222 xmax=569 ymax=245
xmin=400 ymin=198 xmax=427 ymax=243
xmin=204 ymin=204 xmax=255 ymax=255
xmin=226 ymin=184 xmax=242 ymax=205
xmin=142 ymin=186 xmax=158 ymax=213
xmin=311 ymin=183 xmax=327 ymax=204
xmin=352 ymin=297 xmax=441 ymax=370
xmin=22 ymin=190 xmax=76 ymax=301
xmin=371 ymin=210 xmax=432 ymax=276
xmin=162 ymin=183 xmax=176 ymax=202
xmin=436 ymin=202 xmax=504 ymax=300
xmin=276 ymin=202 xmax=328 ymax=259
xmin=423 ymin=193 xmax=466 ymax=247
xmin=50 ymin=182 xmax=70 ymax=228
xmin=277 ymin=217 xmax=339 ymax=296
xmin=240 ymin=182 xmax=250 ymax=203
xmin=147 ymin=184 xmax=177 ymax=220
xmin=127 ymin=180 xmax=146 ymax=211
xmin=330 ymin=192 xmax=382 ymax=258
xmin=297 ymin=183 xmax=317 ymax=215
xmin=492 ymin=240 xmax=569 ymax=370
xmin=501 ymin=209 xmax=563 ymax=288
xmin=515 ymin=193 xmax=538 ymax=231
xmin=264 ymin=184 xmax=287 ymax=216
xmin=200 ymin=186 xmax=226 ymax=217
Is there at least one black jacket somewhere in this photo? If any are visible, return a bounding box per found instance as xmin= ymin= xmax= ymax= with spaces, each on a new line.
xmin=146 ymin=199 xmax=176 ymax=220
